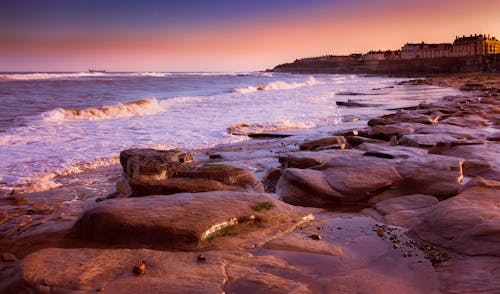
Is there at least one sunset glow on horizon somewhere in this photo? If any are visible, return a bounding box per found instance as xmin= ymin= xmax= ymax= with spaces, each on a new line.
xmin=1 ymin=0 xmax=499 ymax=72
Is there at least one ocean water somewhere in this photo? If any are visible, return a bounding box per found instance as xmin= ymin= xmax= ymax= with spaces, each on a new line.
xmin=0 ymin=72 xmax=461 ymax=193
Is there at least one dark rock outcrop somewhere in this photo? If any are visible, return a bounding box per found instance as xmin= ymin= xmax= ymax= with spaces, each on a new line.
xmin=117 ymin=148 xmax=263 ymax=197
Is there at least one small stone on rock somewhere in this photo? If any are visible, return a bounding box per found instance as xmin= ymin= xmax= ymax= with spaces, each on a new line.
xmin=310 ymin=234 xmax=321 ymax=240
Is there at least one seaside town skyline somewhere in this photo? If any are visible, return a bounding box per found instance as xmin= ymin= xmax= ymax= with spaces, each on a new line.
xmin=1 ymin=0 xmax=499 ymax=72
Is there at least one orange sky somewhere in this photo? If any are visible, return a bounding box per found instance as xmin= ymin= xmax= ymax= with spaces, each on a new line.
xmin=1 ymin=0 xmax=499 ymax=71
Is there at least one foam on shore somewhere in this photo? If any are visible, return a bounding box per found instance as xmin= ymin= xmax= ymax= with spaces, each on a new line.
xmin=234 ymin=76 xmax=317 ymax=93
xmin=41 ymin=98 xmax=165 ymax=122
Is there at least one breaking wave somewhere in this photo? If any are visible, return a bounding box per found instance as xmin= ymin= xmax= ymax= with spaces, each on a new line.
xmin=2 ymin=157 xmax=119 ymax=193
xmin=234 ymin=76 xmax=317 ymax=94
xmin=227 ymin=121 xmax=316 ymax=135
xmin=41 ymin=98 xmax=165 ymax=122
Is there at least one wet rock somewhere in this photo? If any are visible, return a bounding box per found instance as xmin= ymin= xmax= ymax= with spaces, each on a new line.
xmin=299 ymin=136 xmax=347 ymax=151
xmin=0 ymin=209 xmax=8 ymax=224
xmin=277 ymin=156 xmax=401 ymax=206
xmin=127 ymin=162 xmax=264 ymax=197
xmin=262 ymin=168 xmax=282 ymax=193
xmin=373 ymin=195 xmax=439 ymax=228
xmin=375 ymin=194 xmax=439 ymax=215
xmin=412 ymin=186 xmax=500 ymax=256
xmin=359 ymin=143 xmax=428 ymax=159
xmin=429 ymin=142 xmax=500 ymax=180
xmin=3 ymin=248 xmax=250 ymax=293
xmin=225 ymin=255 xmax=311 ymax=293
xmin=263 ymin=217 xmax=440 ymax=294
xmin=117 ymin=149 xmax=264 ymax=197
xmin=399 ymin=133 xmax=459 ymax=148
xmin=438 ymin=256 xmax=500 ymax=294
xmin=117 ymin=148 xmax=195 ymax=196
xmin=415 ymin=124 xmax=489 ymax=140
xmin=344 ymin=135 xmax=385 ymax=147
xmin=1 ymin=252 xmax=16 ymax=262
xmin=393 ymin=154 xmax=464 ymax=199
xmin=367 ymin=123 xmax=426 ymax=139
xmin=5 ymin=195 xmax=30 ymax=206
xmin=278 ymin=149 xmax=363 ymax=169
xmin=368 ymin=111 xmax=438 ymax=126
xmin=440 ymin=115 xmax=490 ymax=128
xmin=70 ymin=191 xmax=313 ymax=250
xmin=487 ymin=131 xmax=500 ymax=141
xmin=120 ymin=148 xmax=194 ymax=178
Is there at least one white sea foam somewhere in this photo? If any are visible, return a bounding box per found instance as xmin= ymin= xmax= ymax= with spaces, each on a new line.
xmin=227 ymin=121 xmax=316 ymax=135
xmin=234 ymin=76 xmax=317 ymax=93
xmin=6 ymin=157 xmax=119 ymax=193
xmin=138 ymin=72 xmax=170 ymax=77
xmin=41 ymin=98 xmax=165 ymax=122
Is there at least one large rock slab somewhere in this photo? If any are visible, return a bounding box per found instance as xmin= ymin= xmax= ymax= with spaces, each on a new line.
xmin=129 ymin=164 xmax=264 ymax=196
xmin=298 ymin=136 xmax=347 ymax=151
xmin=393 ymin=154 xmax=464 ymax=199
xmin=117 ymin=148 xmax=264 ymax=196
xmin=371 ymin=194 xmax=439 ymax=228
xmin=414 ymin=123 xmax=489 ymax=140
xmin=411 ymin=186 xmax=500 ymax=256
xmin=277 ymin=156 xmax=401 ymax=206
xmin=399 ymin=133 xmax=459 ymax=148
xmin=2 ymin=248 xmax=250 ymax=294
xmin=70 ymin=191 xmax=313 ymax=250
xmin=430 ymin=142 xmax=500 ymax=180
xmin=367 ymin=122 xmax=426 ymax=139
xmin=278 ymin=149 xmax=363 ymax=169
xmin=359 ymin=143 xmax=428 ymax=159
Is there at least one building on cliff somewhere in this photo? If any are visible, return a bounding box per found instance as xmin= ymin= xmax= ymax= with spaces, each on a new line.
xmin=402 ymin=34 xmax=500 ymax=60
xmin=452 ymin=34 xmax=500 ymax=57
xmin=401 ymin=42 xmax=452 ymax=59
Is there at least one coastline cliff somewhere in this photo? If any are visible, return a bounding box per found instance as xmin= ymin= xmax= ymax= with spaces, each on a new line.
xmin=271 ymin=54 xmax=500 ymax=74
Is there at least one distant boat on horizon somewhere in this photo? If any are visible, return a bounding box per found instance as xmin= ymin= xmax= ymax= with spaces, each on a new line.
xmin=88 ymin=68 xmax=106 ymax=73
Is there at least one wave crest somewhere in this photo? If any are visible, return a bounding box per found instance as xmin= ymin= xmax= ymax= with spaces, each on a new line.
xmin=234 ymin=76 xmax=317 ymax=94
xmin=227 ymin=121 xmax=315 ymax=135
xmin=41 ymin=98 xmax=165 ymax=122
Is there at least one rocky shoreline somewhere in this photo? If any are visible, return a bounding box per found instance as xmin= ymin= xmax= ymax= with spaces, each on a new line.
xmin=1 ymin=73 xmax=499 ymax=293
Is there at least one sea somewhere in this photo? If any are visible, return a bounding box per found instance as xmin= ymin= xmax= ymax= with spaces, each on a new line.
xmin=0 ymin=72 xmax=462 ymax=193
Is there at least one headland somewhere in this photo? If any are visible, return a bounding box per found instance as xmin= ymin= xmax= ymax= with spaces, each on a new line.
xmin=272 ymin=34 xmax=500 ymax=74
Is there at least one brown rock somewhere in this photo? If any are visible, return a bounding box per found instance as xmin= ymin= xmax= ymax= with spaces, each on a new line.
xmin=70 ymin=191 xmax=313 ymax=250
xmin=430 ymin=142 xmax=500 ymax=180
xmin=374 ymin=195 xmax=439 ymax=228
xmin=368 ymin=123 xmax=425 ymax=139
xmin=411 ymin=186 xmax=500 ymax=256
xmin=399 ymin=133 xmax=459 ymax=148
xmin=0 ymin=208 xmax=8 ymax=224
xmin=1 ymin=252 xmax=16 ymax=262
xmin=299 ymin=136 xmax=347 ymax=151
xmin=277 ymin=156 xmax=401 ymax=206
xmin=5 ymin=248 xmax=250 ymax=293
xmin=394 ymin=154 xmax=464 ymax=199
xmin=120 ymin=148 xmax=194 ymax=178
xmin=359 ymin=143 xmax=428 ymax=159
xmin=415 ymin=124 xmax=489 ymax=140
xmin=375 ymin=194 xmax=439 ymax=215
xmin=278 ymin=149 xmax=363 ymax=169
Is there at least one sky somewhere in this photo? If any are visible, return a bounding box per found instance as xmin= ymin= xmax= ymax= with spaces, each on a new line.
xmin=1 ymin=0 xmax=499 ymax=72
